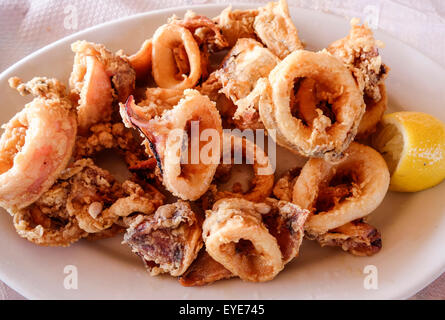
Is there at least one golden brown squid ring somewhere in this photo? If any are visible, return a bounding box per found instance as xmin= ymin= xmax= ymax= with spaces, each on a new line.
xmin=292 ymin=142 xmax=390 ymax=234
xmin=356 ymin=84 xmax=387 ymax=139
xmin=123 ymin=90 xmax=222 ymax=201
xmin=215 ymin=133 xmax=274 ymax=202
xmin=203 ymin=198 xmax=283 ymax=282
xmin=0 ymin=77 xmax=77 ymax=212
xmin=259 ymin=50 xmax=365 ymax=160
xmin=152 ymin=24 xmax=202 ymax=90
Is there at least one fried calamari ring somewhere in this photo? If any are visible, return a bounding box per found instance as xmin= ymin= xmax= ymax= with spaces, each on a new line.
xmin=215 ymin=38 xmax=280 ymax=130
xmin=70 ymin=40 xmax=136 ymax=134
xmin=0 ymin=77 xmax=77 ymax=212
xmin=292 ymin=142 xmax=389 ymax=234
xmin=203 ymin=198 xmax=283 ymax=282
xmin=253 ymin=0 xmax=304 ymax=59
xmin=356 ymin=84 xmax=387 ymax=139
xmin=124 ymin=201 xmax=203 ymax=277
xmin=152 ymin=24 xmax=202 ymax=90
xmin=12 ymin=178 xmax=86 ymax=247
xmin=306 ymin=219 xmax=382 ymax=256
xmin=122 ymin=90 xmax=223 ymax=201
xmin=211 ymin=133 xmax=274 ymax=203
xmin=258 ymin=50 xmax=365 ymax=160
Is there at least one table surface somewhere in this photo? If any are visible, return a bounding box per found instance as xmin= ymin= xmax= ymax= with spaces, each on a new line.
xmin=0 ymin=0 xmax=444 ymax=300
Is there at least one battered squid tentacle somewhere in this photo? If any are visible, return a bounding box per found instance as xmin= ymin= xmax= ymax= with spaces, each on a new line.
xmin=0 ymin=77 xmax=77 ymax=212
xmin=292 ymin=142 xmax=390 ymax=235
xmin=121 ymin=89 xmax=223 ymax=201
xmin=69 ymin=40 xmax=136 ymax=134
xmin=65 ymin=159 xmax=159 ymax=233
xmin=305 ymin=219 xmax=382 ymax=256
xmin=123 ymin=201 xmax=203 ymax=277
xmin=13 ymin=179 xmax=86 ymax=247
xmin=151 ymin=24 xmax=202 ymax=90
xmin=258 ymin=50 xmax=365 ymax=160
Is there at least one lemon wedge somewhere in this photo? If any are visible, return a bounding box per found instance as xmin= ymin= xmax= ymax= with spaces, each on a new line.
xmin=372 ymin=111 xmax=445 ymax=192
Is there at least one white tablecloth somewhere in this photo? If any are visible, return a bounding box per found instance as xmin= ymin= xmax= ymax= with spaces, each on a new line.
xmin=0 ymin=0 xmax=444 ymax=300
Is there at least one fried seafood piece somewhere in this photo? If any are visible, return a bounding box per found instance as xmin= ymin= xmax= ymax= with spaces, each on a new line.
xmin=64 ymin=159 xmax=159 ymax=233
xmin=151 ymin=24 xmax=202 ymax=90
xmin=0 ymin=77 xmax=77 ymax=212
xmin=73 ymin=122 xmax=147 ymax=168
xmin=214 ymin=6 xmax=259 ymax=47
xmin=13 ymin=178 xmax=86 ymax=247
xmin=169 ymin=10 xmax=228 ymax=52
xmin=203 ymin=198 xmax=309 ymax=282
xmin=121 ymin=39 xmax=153 ymax=82
xmin=121 ymin=90 xmax=223 ymax=201
xmin=258 ymin=50 xmax=365 ymax=160
xmin=262 ymin=198 xmax=309 ymax=264
xmin=327 ymin=18 xmax=389 ymax=102
xmin=357 ymin=83 xmax=387 ymax=139
xmin=198 ymin=73 xmax=238 ymax=128
xmin=69 ymin=40 xmax=136 ymax=134
xmin=179 ymin=248 xmax=234 ymax=286
xmin=136 ymin=87 xmax=184 ymax=120
xmin=305 ymin=219 xmax=382 ymax=256
xmin=200 ymin=133 xmax=274 ymax=208
xmin=327 ymin=19 xmax=389 ymax=139
xmin=292 ymin=142 xmax=389 ymax=235
xmin=124 ymin=200 xmax=203 ymax=277
xmin=272 ymin=167 xmax=302 ymax=202
xmin=215 ymin=38 xmax=280 ymax=130
xmin=253 ymin=0 xmax=304 ymax=59
xmin=203 ymin=198 xmax=283 ymax=282
xmin=272 ymin=167 xmax=382 ymax=256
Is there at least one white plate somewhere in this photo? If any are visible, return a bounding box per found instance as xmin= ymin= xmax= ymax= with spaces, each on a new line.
xmin=1 ymin=4 xmax=444 ymax=300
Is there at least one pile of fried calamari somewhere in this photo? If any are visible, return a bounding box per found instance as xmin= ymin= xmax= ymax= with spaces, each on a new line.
xmin=0 ymin=0 xmax=391 ymax=286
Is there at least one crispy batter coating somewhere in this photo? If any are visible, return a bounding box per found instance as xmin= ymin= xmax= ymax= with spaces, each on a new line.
xmin=65 ymin=159 xmax=159 ymax=233
xmin=272 ymin=167 xmax=302 ymax=202
xmin=327 ymin=18 xmax=389 ymax=102
xmin=215 ymin=38 xmax=280 ymax=130
xmin=203 ymin=198 xmax=284 ymax=282
xmin=253 ymin=0 xmax=304 ymax=59
xmin=124 ymin=201 xmax=203 ymax=276
xmin=74 ymin=122 xmax=147 ymax=168
xmin=214 ymin=6 xmax=259 ymax=47
xmin=13 ymin=178 xmax=86 ymax=247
